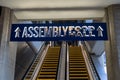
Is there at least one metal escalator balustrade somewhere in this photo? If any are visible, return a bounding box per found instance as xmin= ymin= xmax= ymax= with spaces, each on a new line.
xmin=36 ymin=47 xmax=60 ymax=80
xmin=69 ymin=46 xmax=90 ymax=80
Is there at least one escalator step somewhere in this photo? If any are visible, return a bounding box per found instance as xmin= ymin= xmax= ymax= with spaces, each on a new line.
xmin=42 ymin=66 xmax=57 ymax=68
xmin=36 ymin=47 xmax=60 ymax=80
xmin=38 ymin=75 xmax=56 ymax=78
xmin=70 ymin=74 xmax=88 ymax=76
xmin=70 ymin=77 xmax=89 ymax=80
xmin=69 ymin=47 xmax=90 ymax=80
xmin=42 ymin=64 xmax=58 ymax=66
xmin=39 ymin=72 xmax=56 ymax=74
xmin=70 ymin=72 xmax=87 ymax=74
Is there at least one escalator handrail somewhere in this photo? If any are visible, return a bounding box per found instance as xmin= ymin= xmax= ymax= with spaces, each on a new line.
xmin=56 ymin=42 xmax=65 ymax=80
xmin=82 ymin=41 xmax=101 ymax=80
xmin=65 ymin=43 xmax=69 ymax=80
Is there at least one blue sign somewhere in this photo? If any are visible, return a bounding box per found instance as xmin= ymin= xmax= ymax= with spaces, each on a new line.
xmin=10 ymin=23 xmax=108 ymax=41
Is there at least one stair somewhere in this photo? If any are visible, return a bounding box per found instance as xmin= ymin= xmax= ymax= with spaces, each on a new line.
xmin=36 ymin=47 xmax=60 ymax=80
xmin=69 ymin=47 xmax=90 ymax=80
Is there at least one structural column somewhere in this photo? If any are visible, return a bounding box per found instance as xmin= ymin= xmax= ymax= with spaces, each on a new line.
xmin=105 ymin=4 xmax=120 ymax=80
xmin=0 ymin=7 xmax=17 ymax=80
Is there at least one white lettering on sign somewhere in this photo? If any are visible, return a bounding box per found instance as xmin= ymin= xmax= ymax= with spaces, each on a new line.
xmin=15 ymin=26 xmax=104 ymax=38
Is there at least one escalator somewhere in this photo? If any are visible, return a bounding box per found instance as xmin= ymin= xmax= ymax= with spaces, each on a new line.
xmin=24 ymin=45 xmax=97 ymax=80
xmin=36 ymin=47 xmax=60 ymax=80
xmin=69 ymin=46 xmax=90 ymax=80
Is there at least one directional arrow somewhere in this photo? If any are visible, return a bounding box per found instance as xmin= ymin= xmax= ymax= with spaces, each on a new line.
xmin=97 ymin=26 xmax=103 ymax=37
xmin=14 ymin=27 xmax=21 ymax=38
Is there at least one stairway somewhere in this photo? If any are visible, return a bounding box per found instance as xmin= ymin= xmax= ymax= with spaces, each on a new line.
xmin=36 ymin=47 xmax=60 ymax=80
xmin=69 ymin=46 xmax=90 ymax=80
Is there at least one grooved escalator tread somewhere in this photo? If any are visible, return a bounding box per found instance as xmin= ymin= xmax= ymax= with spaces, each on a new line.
xmin=36 ymin=47 xmax=60 ymax=80
xmin=69 ymin=47 xmax=90 ymax=80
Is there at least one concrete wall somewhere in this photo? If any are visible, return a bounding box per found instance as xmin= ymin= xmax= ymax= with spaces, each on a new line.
xmin=30 ymin=41 xmax=44 ymax=53
xmin=104 ymin=4 xmax=120 ymax=80
xmin=87 ymin=41 xmax=96 ymax=50
xmin=0 ymin=7 xmax=18 ymax=80
xmin=92 ymin=41 xmax=104 ymax=56
xmin=15 ymin=41 xmax=45 ymax=80
xmin=15 ymin=42 xmax=36 ymax=80
xmin=87 ymin=41 xmax=104 ymax=56
xmin=113 ymin=6 xmax=120 ymax=66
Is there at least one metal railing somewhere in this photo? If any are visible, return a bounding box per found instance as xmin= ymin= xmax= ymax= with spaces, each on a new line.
xmin=57 ymin=41 xmax=66 ymax=80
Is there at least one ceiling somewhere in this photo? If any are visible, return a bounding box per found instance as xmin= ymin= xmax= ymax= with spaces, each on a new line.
xmin=0 ymin=0 xmax=120 ymax=20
